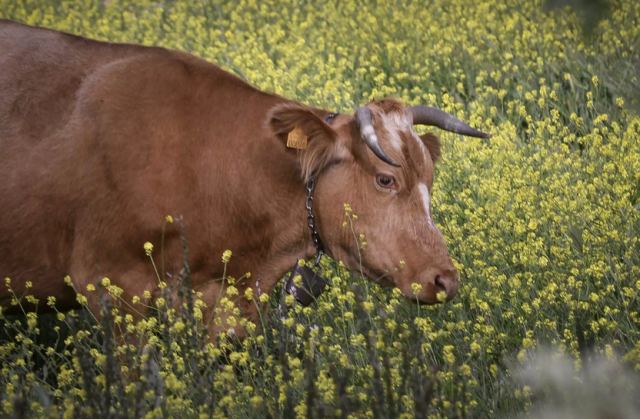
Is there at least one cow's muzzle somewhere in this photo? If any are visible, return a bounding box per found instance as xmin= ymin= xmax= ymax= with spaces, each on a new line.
xmin=412 ymin=266 xmax=459 ymax=304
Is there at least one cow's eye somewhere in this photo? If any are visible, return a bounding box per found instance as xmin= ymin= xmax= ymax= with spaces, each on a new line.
xmin=375 ymin=174 xmax=396 ymax=189
xmin=325 ymin=112 xmax=338 ymax=124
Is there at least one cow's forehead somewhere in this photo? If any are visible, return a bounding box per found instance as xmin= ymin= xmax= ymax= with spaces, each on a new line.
xmin=331 ymin=100 xmax=432 ymax=178
xmin=378 ymin=111 xmax=411 ymax=152
xmin=372 ymin=106 xmax=431 ymax=177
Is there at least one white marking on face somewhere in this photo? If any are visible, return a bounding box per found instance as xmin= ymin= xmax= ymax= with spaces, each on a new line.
xmin=380 ymin=112 xmax=410 ymax=151
xmin=418 ymin=183 xmax=435 ymax=228
xmin=362 ymin=124 xmax=375 ymax=137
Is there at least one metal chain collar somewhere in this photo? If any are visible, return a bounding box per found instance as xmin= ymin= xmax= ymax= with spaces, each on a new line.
xmin=305 ymin=174 xmax=325 ymax=266
xmin=283 ymin=114 xmax=338 ymax=306
xmin=306 ymin=109 xmax=338 ymax=264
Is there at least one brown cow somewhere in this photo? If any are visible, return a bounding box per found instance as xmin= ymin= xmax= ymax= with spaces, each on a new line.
xmin=0 ymin=20 xmax=488 ymax=335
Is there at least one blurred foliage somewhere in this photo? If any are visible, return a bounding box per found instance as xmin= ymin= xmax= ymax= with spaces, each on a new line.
xmin=545 ymin=0 xmax=611 ymax=36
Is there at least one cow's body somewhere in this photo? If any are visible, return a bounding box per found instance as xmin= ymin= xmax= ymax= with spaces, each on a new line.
xmin=0 ymin=20 xmax=309 ymax=322
xmin=1 ymin=21 xmax=488 ymax=335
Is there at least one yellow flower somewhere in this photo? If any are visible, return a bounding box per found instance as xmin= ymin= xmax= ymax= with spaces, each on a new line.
xmin=284 ymin=294 xmax=295 ymax=306
xmin=107 ymin=285 xmax=124 ymax=298
xmin=443 ymin=345 xmax=456 ymax=364
xmin=165 ymin=214 xmax=174 ymax=224
xmin=26 ymin=312 xmax=37 ymax=329
xmin=410 ymin=282 xmax=423 ymax=296
xmin=101 ymin=277 xmax=111 ymax=287
xmin=460 ymin=364 xmax=472 ymax=377
xmin=172 ymin=320 xmax=185 ymax=333
xmin=86 ymin=284 xmax=95 ymax=292
xmin=517 ymin=349 xmax=527 ymax=363
xmin=222 ymin=249 xmax=232 ymax=263
xmin=143 ymin=241 xmax=154 ymax=256
xmin=244 ymin=287 xmax=253 ymax=301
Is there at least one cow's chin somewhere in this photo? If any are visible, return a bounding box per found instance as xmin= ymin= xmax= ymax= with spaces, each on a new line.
xmin=349 ymin=262 xmax=444 ymax=305
xmin=358 ymin=266 xmax=436 ymax=303
xmin=413 ymin=295 xmax=443 ymax=305
xmin=362 ymin=272 xmax=445 ymax=305
xmin=358 ymin=263 xmax=395 ymax=288
xmin=395 ymin=282 xmax=448 ymax=305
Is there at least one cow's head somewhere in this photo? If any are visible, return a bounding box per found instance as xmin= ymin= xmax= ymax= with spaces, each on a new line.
xmin=269 ymin=98 xmax=488 ymax=304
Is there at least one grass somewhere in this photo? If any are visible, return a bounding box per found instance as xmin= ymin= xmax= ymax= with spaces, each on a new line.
xmin=1 ymin=0 xmax=639 ymax=417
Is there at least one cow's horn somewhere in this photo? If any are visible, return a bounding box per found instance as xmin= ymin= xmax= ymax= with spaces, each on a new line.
xmin=355 ymin=107 xmax=400 ymax=167
xmin=409 ymin=105 xmax=490 ymax=138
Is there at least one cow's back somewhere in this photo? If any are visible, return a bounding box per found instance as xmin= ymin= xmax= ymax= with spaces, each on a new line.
xmin=0 ymin=20 xmax=142 ymax=141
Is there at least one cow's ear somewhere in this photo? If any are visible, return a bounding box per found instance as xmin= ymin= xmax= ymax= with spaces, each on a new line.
xmin=268 ymin=103 xmax=344 ymax=181
xmin=419 ymin=133 xmax=441 ymax=164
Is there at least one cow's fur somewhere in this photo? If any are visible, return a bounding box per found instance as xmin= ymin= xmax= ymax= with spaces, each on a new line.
xmin=0 ymin=20 xmax=458 ymax=335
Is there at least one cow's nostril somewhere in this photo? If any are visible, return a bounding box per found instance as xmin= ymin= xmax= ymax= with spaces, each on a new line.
xmin=433 ymin=270 xmax=459 ymax=300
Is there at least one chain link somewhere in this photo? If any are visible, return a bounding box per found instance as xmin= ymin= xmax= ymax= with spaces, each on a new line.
xmin=305 ymin=175 xmax=325 ymax=265
xmin=303 ymin=111 xmax=338 ymax=265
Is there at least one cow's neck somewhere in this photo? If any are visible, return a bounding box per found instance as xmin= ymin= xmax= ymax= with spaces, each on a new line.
xmin=234 ymin=134 xmax=320 ymax=300
xmin=191 ymin=97 xmax=326 ymax=312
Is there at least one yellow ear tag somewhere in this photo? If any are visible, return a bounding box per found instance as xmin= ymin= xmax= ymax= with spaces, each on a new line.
xmin=287 ymin=126 xmax=308 ymax=149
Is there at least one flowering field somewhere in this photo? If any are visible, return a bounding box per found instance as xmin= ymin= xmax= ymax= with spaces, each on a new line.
xmin=1 ymin=0 xmax=640 ymax=417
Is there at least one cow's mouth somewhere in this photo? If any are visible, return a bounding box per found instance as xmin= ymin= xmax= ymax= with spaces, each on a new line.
xmin=356 ymin=264 xmax=395 ymax=288
xmin=406 ymin=276 xmax=457 ymax=305
xmin=414 ymin=296 xmax=444 ymax=306
xmin=333 ymin=257 xmax=453 ymax=305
